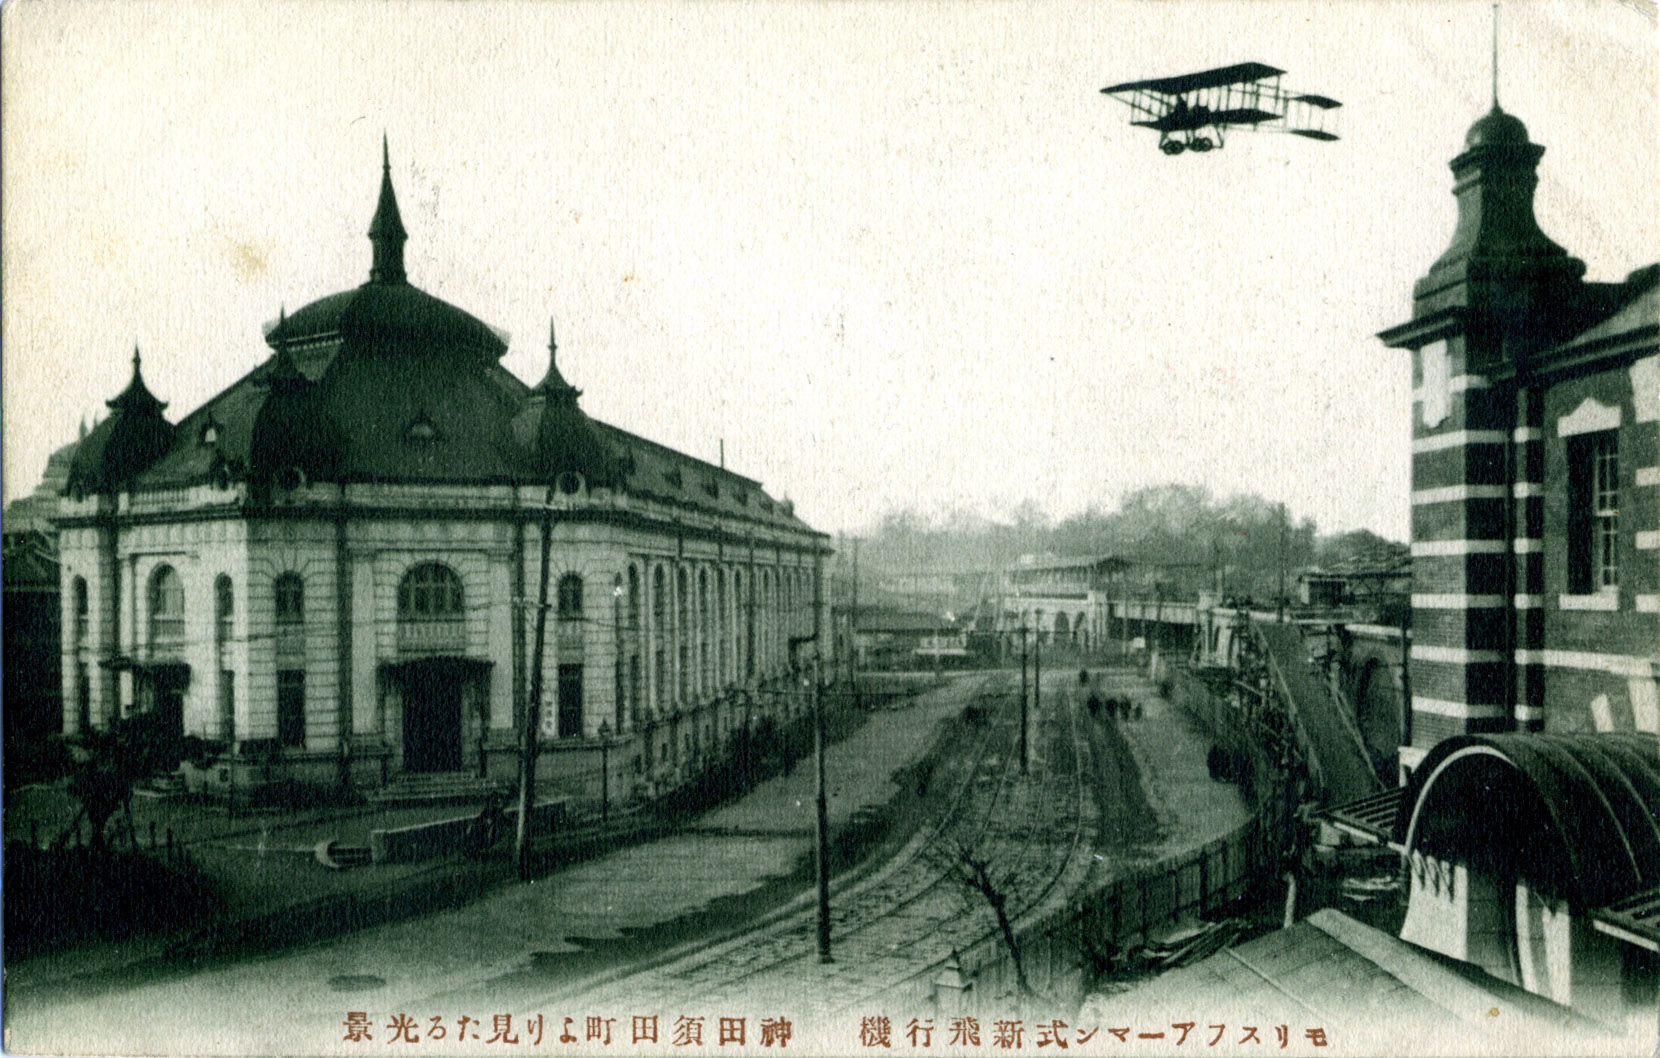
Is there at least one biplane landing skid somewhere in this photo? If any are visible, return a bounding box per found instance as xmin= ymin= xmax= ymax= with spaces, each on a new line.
xmin=1158 ymin=134 xmax=1218 ymax=155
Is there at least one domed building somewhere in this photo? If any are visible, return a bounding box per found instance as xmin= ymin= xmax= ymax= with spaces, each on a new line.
xmin=54 ymin=144 xmax=831 ymax=801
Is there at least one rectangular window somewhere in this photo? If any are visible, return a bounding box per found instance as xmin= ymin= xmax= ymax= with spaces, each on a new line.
xmin=277 ymin=669 xmax=305 ymax=748
xmin=557 ymin=663 xmax=583 ymax=739
xmin=1568 ymin=431 xmax=1619 ymax=593
xmin=76 ymin=662 xmax=91 ymax=731
xmin=219 ymin=669 xmax=235 ymax=743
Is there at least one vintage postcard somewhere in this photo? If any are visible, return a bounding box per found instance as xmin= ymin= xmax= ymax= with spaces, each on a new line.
xmin=3 ymin=1 xmax=1656 ymax=1055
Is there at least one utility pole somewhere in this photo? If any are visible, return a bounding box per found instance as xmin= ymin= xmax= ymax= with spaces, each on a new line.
xmin=1018 ymin=623 xmax=1030 ymax=775
xmin=813 ymin=553 xmax=832 ymax=963
xmin=850 ymin=539 xmax=860 ymax=701
xmin=1277 ymin=502 xmax=1288 ymax=623
xmin=516 ymin=480 xmax=557 ymax=881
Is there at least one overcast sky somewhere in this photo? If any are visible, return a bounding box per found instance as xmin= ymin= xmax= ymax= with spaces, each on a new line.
xmin=4 ymin=0 xmax=1655 ymax=540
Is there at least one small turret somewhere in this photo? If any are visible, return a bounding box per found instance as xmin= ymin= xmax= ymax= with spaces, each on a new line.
xmin=64 ymin=347 xmax=175 ymax=496
xmin=518 ymin=318 xmax=622 ymax=489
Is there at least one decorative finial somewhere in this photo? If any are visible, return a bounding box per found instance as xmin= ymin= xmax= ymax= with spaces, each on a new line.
xmin=132 ymin=344 xmax=142 ymax=375
xmin=549 ymin=316 xmax=557 ymax=359
xmin=382 ymin=132 xmax=390 ymax=173
xmin=1491 ymin=3 xmax=1500 ymax=109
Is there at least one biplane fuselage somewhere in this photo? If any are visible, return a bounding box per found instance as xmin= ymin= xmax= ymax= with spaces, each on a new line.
xmin=1101 ymin=61 xmax=1340 ymax=154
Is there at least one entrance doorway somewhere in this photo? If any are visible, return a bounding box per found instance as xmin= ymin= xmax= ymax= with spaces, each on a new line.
xmin=134 ymin=663 xmax=189 ymax=769
xmin=401 ymin=659 xmax=464 ymax=772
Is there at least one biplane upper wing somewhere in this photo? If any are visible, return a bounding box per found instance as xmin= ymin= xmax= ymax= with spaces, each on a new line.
xmin=1101 ymin=62 xmax=1285 ymax=97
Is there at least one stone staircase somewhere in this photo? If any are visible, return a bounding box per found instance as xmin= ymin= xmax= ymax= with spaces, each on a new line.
xmin=366 ymin=771 xmax=508 ymax=807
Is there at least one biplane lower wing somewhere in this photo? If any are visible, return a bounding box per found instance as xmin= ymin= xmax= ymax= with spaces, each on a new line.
xmin=1130 ymin=107 xmax=1279 ymax=133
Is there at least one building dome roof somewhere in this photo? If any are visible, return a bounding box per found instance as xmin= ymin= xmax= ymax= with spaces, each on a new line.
xmin=265 ymin=139 xmax=506 ymax=363
xmin=267 ymin=282 xmax=507 ymax=362
xmin=1464 ymin=105 xmax=1530 ymax=149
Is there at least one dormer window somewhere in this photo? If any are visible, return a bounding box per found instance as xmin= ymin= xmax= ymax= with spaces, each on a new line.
xmin=406 ymin=410 xmax=439 ymax=442
xmin=199 ymin=419 xmax=220 ymax=446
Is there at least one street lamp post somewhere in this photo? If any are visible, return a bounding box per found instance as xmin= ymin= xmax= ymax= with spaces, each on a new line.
xmin=598 ymin=719 xmax=612 ymax=825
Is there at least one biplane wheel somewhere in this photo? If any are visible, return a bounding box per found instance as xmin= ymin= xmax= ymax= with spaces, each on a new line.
xmin=1160 ymin=140 xmax=1186 ymax=155
xmin=1190 ymin=136 xmax=1214 ymax=152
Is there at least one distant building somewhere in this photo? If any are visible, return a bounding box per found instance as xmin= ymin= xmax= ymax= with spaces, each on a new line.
xmin=999 ymin=554 xmax=1128 ymax=649
xmin=49 ymin=145 xmax=830 ymax=800
xmin=851 ymin=607 xmax=966 ymax=670
xmin=3 ymin=440 xmax=75 ymax=746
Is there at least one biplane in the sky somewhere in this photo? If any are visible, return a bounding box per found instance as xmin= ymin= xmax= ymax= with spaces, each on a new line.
xmin=1100 ymin=62 xmax=1341 ymax=154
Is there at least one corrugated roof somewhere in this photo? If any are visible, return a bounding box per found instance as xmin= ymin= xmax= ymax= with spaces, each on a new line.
xmin=1399 ymin=732 xmax=1660 ymax=909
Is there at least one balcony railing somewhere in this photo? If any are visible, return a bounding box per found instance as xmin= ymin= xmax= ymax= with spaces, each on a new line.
xmin=397 ymin=618 xmax=466 ymax=654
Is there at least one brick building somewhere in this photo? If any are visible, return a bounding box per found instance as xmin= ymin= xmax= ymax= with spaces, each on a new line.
xmin=1379 ymin=105 xmax=1657 ymax=768
xmin=1374 ymin=104 xmax=1658 ymax=1021
xmin=52 ymin=145 xmax=831 ymax=800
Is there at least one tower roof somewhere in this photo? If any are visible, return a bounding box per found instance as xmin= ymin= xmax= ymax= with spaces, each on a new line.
xmin=517 ymin=318 xmax=623 ymax=488
xmin=1463 ymin=104 xmax=1529 ymax=149
xmin=108 ymin=346 xmax=167 ymax=415
xmin=66 ymin=347 xmax=175 ymax=495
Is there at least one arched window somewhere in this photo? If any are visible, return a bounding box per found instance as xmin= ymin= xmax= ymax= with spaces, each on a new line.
xmin=652 ymin=566 xmax=668 ymax=630
xmin=397 ymin=563 xmax=464 ymax=653
xmin=652 ymin=567 xmax=668 ymax=710
xmin=698 ymin=568 xmax=711 ymax=695
xmin=148 ymin=565 xmax=184 ymax=644
xmin=716 ymin=569 xmax=729 ymax=685
xmin=557 ymin=573 xmax=584 ymax=620
xmin=676 ymin=567 xmax=691 ymax=703
xmin=627 ymin=565 xmax=641 ymax=630
xmin=398 ymin=563 xmax=463 ymax=620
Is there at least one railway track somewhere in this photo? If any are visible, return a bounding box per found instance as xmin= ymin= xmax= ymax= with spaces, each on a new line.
xmin=540 ymin=668 xmax=1099 ymax=1015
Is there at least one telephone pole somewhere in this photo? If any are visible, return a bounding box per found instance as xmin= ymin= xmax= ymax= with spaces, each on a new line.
xmin=516 ymin=481 xmax=556 ymax=881
xmin=1018 ymin=623 xmax=1030 ymax=775
xmin=813 ymin=553 xmax=832 ymax=963
xmin=1033 ymin=630 xmax=1041 ymax=718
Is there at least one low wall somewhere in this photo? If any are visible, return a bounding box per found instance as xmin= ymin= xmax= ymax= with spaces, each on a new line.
xmin=369 ymin=799 xmax=567 ymax=865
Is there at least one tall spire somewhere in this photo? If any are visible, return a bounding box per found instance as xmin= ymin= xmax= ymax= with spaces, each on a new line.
xmin=368 ymin=133 xmax=408 ymax=285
